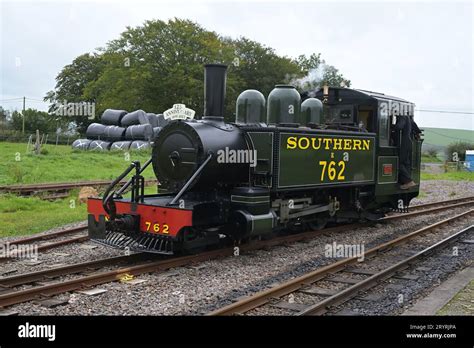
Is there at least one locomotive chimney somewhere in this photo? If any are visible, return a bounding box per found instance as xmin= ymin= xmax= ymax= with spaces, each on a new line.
xmin=204 ymin=63 xmax=227 ymax=117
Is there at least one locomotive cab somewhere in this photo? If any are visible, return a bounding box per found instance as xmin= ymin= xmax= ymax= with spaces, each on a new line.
xmin=306 ymin=87 xmax=422 ymax=208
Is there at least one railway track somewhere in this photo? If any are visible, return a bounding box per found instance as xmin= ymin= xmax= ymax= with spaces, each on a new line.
xmin=0 ymin=199 xmax=473 ymax=310
xmin=4 ymin=224 xmax=87 ymax=247
xmin=0 ymin=179 xmax=157 ymax=199
xmin=208 ymin=210 xmax=473 ymax=315
xmin=0 ymin=224 xmax=88 ymax=261
xmin=410 ymin=196 xmax=474 ymax=210
xmin=3 ymin=195 xmax=472 ymax=249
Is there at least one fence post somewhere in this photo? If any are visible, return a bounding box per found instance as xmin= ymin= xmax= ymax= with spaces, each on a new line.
xmin=35 ymin=130 xmax=41 ymax=155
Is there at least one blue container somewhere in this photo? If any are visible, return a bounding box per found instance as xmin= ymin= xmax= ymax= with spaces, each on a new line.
xmin=466 ymin=150 xmax=474 ymax=172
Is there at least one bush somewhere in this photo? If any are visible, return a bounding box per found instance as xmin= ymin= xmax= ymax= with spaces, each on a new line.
xmin=423 ymin=148 xmax=438 ymax=157
xmin=446 ymin=141 xmax=474 ymax=162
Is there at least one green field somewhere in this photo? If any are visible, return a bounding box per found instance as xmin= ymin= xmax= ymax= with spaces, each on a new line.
xmin=0 ymin=192 xmax=87 ymax=237
xmin=0 ymin=142 xmax=155 ymax=185
xmin=422 ymin=127 xmax=473 ymax=147
xmin=0 ymin=186 xmax=158 ymax=237
xmin=421 ymin=171 xmax=474 ymax=181
xmin=421 ymin=155 xmax=442 ymax=163
xmin=0 ymin=141 xmax=157 ymax=237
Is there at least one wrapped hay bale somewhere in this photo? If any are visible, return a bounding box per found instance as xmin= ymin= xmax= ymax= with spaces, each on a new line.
xmin=157 ymin=114 xmax=169 ymax=127
xmin=125 ymin=124 xmax=153 ymax=141
xmin=120 ymin=110 xmax=149 ymax=127
xmin=110 ymin=141 xmax=132 ymax=151
xmin=71 ymin=139 xmax=91 ymax=150
xmin=130 ymin=140 xmax=150 ymax=151
xmin=85 ymin=123 xmax=107 ymax=140
xmin=102 ymin=125 xmax=126 ymax=142
xmin=100 ymin=109 xmax=128 ymax=126
xmin=88 ymin=140 xmax=111 ymax=151
xmin=146 ymin=113 xmax=159 ymax=128
xmin=152 ymin=127 xmax=162 ymax=139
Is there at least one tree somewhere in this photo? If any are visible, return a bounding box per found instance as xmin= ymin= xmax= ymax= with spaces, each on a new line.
xmin=9 ymin=108 xmax=57 ymax=134
xmin=45 ymin=18 xmax=351 ymax=126
xmin=293 ymin=54 xmax=351 ymax=91
xmin=0 ymin=106 xmax=9 ymax=128
xmin=44 ymin=53 xmax=105 ymax=133
xmin=446 ymin=141 xmax=474 ymax=162
xmin=225 ymin=37 xmax=304 ymax=117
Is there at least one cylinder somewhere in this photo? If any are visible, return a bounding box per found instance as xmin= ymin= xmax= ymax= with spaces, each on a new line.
xmin=267 ymin=85 xmax=301 ymax=125
xmin=236 ymin=89 xmax=266 ymax=124
xmin=204 ymin=64 xmax=227 ymax=117
xmin=301 ymin=98 xmax=324 ymax=126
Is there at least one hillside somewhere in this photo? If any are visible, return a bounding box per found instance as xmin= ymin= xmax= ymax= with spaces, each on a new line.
xmin=421 ymin=127 xmax=473 ymax=148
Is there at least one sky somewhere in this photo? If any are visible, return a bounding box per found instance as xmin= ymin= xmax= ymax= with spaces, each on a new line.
xmin=0 ymin=0 xmax=473 ymax=131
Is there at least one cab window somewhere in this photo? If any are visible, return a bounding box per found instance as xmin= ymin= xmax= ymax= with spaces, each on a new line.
xmin=325 ymin=105 xmax=354 ymax=124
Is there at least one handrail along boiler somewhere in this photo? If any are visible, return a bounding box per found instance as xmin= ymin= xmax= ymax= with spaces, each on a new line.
xmin=87 ymin=64 xmax=422 ymax=254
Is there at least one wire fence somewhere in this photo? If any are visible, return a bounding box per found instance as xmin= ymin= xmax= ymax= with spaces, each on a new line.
xmin=0 ymin=131 xmax=78 ymax=146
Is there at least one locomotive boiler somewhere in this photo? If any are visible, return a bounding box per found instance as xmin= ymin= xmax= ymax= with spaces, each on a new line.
xmin=87 ymin=64 xmax=422 ymax=254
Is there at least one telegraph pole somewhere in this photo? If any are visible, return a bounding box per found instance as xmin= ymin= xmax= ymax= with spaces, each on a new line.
xmin=22 ymin=96 xmax=25 ymax=134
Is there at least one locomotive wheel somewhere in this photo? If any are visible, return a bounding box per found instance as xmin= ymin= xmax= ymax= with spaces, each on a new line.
xmin=180 ymin=227 xmax=220 ymax=254
xmin=307 ymin=218 xmax=328 ymax=231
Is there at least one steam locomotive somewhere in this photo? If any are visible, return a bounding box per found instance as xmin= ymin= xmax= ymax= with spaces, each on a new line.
xmin=87 ymin=64 xmax=422 ymax=254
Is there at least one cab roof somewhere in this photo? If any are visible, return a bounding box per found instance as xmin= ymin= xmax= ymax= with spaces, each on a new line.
xmin=302 ymin=87 xmax=414 ymax=105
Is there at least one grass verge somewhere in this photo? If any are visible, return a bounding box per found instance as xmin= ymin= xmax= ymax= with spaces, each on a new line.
xmin=421 ymin=171 xmax=474 ymax=181
xmin=0 ymin=141 xmax=154 ymax=185
xmin=0 ymin=193 xmax=87 ymax=237
xmin=0 ymin=185 xmax=159 ymax=238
